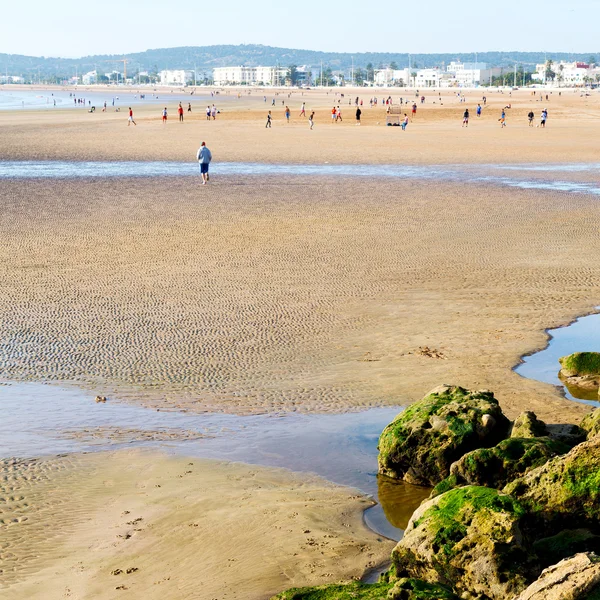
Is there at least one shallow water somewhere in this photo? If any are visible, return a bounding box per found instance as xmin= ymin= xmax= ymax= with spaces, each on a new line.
xmin=1 ymin=160 xmax=600 ymax=196
xmin=0 ymin=382 xmax=429 ymax=540
xmin=516 ymin=311 xmax=600 ymax=406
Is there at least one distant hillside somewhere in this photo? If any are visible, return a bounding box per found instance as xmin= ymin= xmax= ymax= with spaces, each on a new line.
xmin=1 ymin=45 xmax=599 ymax=81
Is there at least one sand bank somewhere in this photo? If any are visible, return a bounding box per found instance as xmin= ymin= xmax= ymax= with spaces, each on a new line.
xmin=1 ymin=450 xmax=393 ymax=599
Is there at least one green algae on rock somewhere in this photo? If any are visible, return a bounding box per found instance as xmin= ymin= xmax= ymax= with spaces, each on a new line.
xmin=559 ymin=352 xmax=600 ymax=378
xmin=431 ymin=437 xmax=571 ymax=497
xmin=270 ymin=579 xmax=458 ymax=600
xmin=532 ymin=529 xmax=600 ymax=569
xmin=511 ymin=411 xmax=548 ymax=438
xmin=504 ymin=435 xmax=600 ymax=527
xmin=391 ymin=486 xmax=531 ymax=600
xmin=581 ymin=408 xmax=600 ymax=439
xmin=378 ymin=386 xmax=510 ymax=486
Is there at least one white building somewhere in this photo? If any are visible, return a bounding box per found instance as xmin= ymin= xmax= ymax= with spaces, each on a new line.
xmin=446 ymin=61 xmax=501 ymax=87
xmin=532 ymin=61 xmax=591 ymax=86
xmin=413 ymin=68 xmax=444 ymax=88
xmin=213 ymin=66 xmax=288 ymax=86
xmin=159 ymin=69 xmax=194 ymax=86
xmin=0 ymin=75 xmax=24 ymax=84
xmin=374 ymin=68 xmax=411 ymax=87
xmin=82 ymin=70 xmax=97 ymax=85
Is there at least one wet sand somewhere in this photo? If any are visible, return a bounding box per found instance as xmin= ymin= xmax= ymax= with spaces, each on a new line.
xmin=0 ymin=450 xmax=393 ymax=599
xmin=2 ymin=176 xmax=600 ymax=421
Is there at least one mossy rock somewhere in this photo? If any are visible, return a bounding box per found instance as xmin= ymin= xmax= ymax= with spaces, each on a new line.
xmin=270 ymin=581 xmax=392 ymax=599
xmin=392 ymin=486 xmax=532 ymax=600
xmin=378 ymin=386 xmax=511 ymax=486
xmin=511 ymin=412 xmax=548 ymax=438
xmin=388 ymin=578 xmax=459 ymax=599
xmin=559 ymin=352 xmax=600 ymax=378
xmin=533 ymin=529 xmax=600 ymax=569
xmin=431 ymin=437 xmax=571 ymax=497
xmin=581 ymin=408 xmax=600 ymax=439
xmin=504 ymin=435 xmax=600 ymax=530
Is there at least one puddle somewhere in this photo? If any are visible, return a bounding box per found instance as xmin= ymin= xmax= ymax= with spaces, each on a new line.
xmin=1 ymin=161 xmax=600 ymax=196
xmin=516 ymin=311 xmax=600 ymax=406
xmin=0 ymin=382 xmax=429 ymax=540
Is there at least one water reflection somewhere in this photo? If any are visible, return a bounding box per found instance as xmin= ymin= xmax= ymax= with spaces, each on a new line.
xmin=377 ymin=475 xmax=431 ymax=530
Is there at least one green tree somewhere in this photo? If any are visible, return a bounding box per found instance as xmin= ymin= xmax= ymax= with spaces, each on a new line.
xmin=355 ymin=68 xmax=365 ymax=85
xmin=390 ymin=61 xmax=398 ymax=70
xmin=366 ymin=62 xmax=374 ymax=82
xmin=589 ymin=55 xmax=597 ymax=66
xmin=545 ymin=59 xmax=555 ymax=81
xmin=287 ymin=64 xmax=299 ymax=86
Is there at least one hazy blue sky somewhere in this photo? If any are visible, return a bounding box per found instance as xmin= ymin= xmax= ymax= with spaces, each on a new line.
xmin=3 ymin=0 xmax=598 ymax=57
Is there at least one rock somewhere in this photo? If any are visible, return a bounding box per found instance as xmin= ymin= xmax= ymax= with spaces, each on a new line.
xmin=544 ymin=423 xmax=587 ymax=448
xmin=391 ymin=486 xmax=532 ymax=600
xmin=95 ymin=395 xmax=107 ymax=403
xmin=511 ymin=412 xmax=548 ymax=438
xmin=430 ymin=437 xmax=571 ymax=497
xmin=581 ymin=408 xmax=600 ymax=439
xmin=378 ymin=386 xmax=511 ymax=486
xmin=514 ymin=553 xmax=600 ymax=600
xmin=532 ymin=529 xmax=600 ymax=569
xmin=504 ymin=436 xmax=600 ymax=529
xmin=387 ymin=578 xmax=458 ymax=599
xmin=559 ymin=352 xmax=600 ymax=378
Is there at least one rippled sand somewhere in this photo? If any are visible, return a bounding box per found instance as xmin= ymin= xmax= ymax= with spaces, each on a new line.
xmin=0 ymin=450 xmax=392 ymax=599
xmin=2 ymin=175 xmax=600 ymax=420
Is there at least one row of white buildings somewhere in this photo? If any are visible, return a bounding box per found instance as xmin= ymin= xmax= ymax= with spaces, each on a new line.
xmin=531 ymin=61 xmax=600 ymax=86
xmin=212 ymin=66 xmax=309 ymax=86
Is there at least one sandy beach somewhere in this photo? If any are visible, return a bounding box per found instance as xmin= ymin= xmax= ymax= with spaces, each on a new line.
xmin=2 ymin=85 xmax=600 ymax=598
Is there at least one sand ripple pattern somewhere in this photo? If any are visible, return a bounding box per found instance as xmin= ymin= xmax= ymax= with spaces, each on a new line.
xmin=2 ymin=177 xmax=600 ymax=418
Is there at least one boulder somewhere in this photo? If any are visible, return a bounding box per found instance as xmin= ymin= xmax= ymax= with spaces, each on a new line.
xmin=532 ymin=529 xmax=600 ymax=569
xmin=504 ymin=436 xmax=600 ymax=529
xmin=378 ymin=386 xmax=511 ymax=486
xmin=581 ymin=408 xmax=600 ymax=439
xmin=559 ymin=352 xmax=600 ymax=393
xmin=514 ymin=553 xmax=600 ymax=600
xmin=511 ymin=412 xmax=548 ymax=438
xmin=431 ymin=437 xmax=570 ymax=497
xmin=388 ymin=578 xmax=459 ymax=599
xmin=391 ymin=486 xmax=532 ymax=600
xmin=559 ymin=352 xmax=600 ymax=378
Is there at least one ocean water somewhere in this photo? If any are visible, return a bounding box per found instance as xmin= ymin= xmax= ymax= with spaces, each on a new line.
xmin=1 ymin=160 xmax=600 ymax=195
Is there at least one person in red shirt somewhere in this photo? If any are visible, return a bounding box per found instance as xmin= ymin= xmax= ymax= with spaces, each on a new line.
xmin=178 ymin=102 xmax=184 ymax=122
xmin=128 ymin=107 xmax=136 ymax=126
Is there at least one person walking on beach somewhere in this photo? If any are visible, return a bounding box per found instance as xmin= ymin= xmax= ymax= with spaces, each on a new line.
xmin=308 ymin=111 xmax=315 ymax=129
xmin=211 ymin=104 xmax=217 ymax=120
xmin=411 ymin=103 xmax=417 ymax=120
xmin=401 ymin=113 xmax=409 ymax=131
xmin=266 ymin=111 xmax=272 ymax=128
xmin=355 ymin=106 xmax=361 ymax=125
xmin=540 ymin=109 xmax=548 ymax=128
xmin=196 ymin=141 xmax=212 ymax=185
xmin=462 ymin=108 xmax=469 ymax=127
xmin=188 ymin=102 xmax=192 ymax=113
xmin=299 ymin=102 xmax=306 ymax=117
xmin=162 ymin=107 xmax=168 ymax=123
xmin=285 ymin=106 xmax=291 ymax=123
xmin=128 ymin=107 xmax=136 ymax=126
xmin=500 ymin=109 xmax=506 ymax=128
xmin=476 ymin=104 xmax=482 ymax=117
xmin=206 ymin=106 xmax=211 ymax=120
xmin=528 ymin=110 xmax=535 ymax=126
xmin=331 ymin=106 xmax=337 ymax=123
xmin=178 ymin=102 xmax=184 ymax=122
xmin=336 ymin=106 xmax=342 ymax=122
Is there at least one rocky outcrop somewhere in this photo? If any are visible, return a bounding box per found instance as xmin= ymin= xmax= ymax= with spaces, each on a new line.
xmin=511 ymin=412 xmax=548 ymax=438
xmin=391 ymin=486 xmax=532 ymax=600
xmin=378 ymin=386 xmax=510 ymax=486
xmin=514 ymin=553 xmax=600 ymax=600
xmin=532 ymin=529 xmax=600 ymax=568
xmin=387 ymin=578 xmax=458 ymax=599
xmin=504 ymin=435 xmax=600 ymax=528
xmin=431 ymin=437 xmax=570 ymax=497
xmin=581 ymin=408 xmax=600 ymax=439
xmin=559 ymin=352 xmax=600 ymax=393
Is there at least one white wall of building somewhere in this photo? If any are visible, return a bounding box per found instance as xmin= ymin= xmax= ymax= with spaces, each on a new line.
xmin=159 ymin=69 xmax=194 ymax=85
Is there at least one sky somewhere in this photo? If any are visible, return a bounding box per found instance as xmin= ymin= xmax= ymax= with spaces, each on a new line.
xmin=3 ymin=0 xmax=598 ymax=58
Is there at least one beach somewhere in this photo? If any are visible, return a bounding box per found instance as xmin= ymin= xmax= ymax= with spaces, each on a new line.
xmin=2 ymin=85 xmax=600 ymax=598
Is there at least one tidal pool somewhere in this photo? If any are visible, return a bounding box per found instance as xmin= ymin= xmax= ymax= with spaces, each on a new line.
xmin=0 ymin=382 xmax=430 ymax=540
xmin=516 ymin=311 xmax=600 ymax=406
